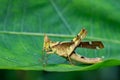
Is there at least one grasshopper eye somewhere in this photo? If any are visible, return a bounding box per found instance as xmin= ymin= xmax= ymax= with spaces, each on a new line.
xmin=48 ymin=46 xmax=52 ymax=51
xmin=45 ymin=46 xmax=52 ymax=53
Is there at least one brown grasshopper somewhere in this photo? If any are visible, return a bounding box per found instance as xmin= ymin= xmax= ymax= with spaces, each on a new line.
xmin=43 ymin=29 xmax=104 ymax=64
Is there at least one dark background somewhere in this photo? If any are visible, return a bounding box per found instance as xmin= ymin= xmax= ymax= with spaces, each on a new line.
xmin=0 ymin=66 xmax=120 ymax=80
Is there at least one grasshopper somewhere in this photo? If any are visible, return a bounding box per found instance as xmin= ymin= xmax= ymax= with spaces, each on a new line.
xmin=43 ymin=29 xmax=104 ymax=64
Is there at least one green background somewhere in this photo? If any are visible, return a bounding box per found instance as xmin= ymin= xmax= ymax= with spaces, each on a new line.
xmin=0 ymin=0 xmax=120 ymax=79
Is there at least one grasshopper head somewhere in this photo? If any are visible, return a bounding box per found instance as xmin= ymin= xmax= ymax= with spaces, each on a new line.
xmin=43 ymin=34 xmax=52 ymax=53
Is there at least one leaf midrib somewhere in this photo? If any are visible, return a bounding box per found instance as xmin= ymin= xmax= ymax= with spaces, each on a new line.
xmin=0 ymin=31 xmax=120 ymax=44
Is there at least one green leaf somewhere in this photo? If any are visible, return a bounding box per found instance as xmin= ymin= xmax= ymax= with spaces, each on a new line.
xmin=0 ymin=0 xmax=120 ymax=72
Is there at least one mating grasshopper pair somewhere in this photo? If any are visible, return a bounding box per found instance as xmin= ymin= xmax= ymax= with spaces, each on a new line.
xmin=43 ymin=29 xmax=104 ymax=64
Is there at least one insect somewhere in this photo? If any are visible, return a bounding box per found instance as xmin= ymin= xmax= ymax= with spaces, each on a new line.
xmin=43 ymin=29 xmax=104 ymax=64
